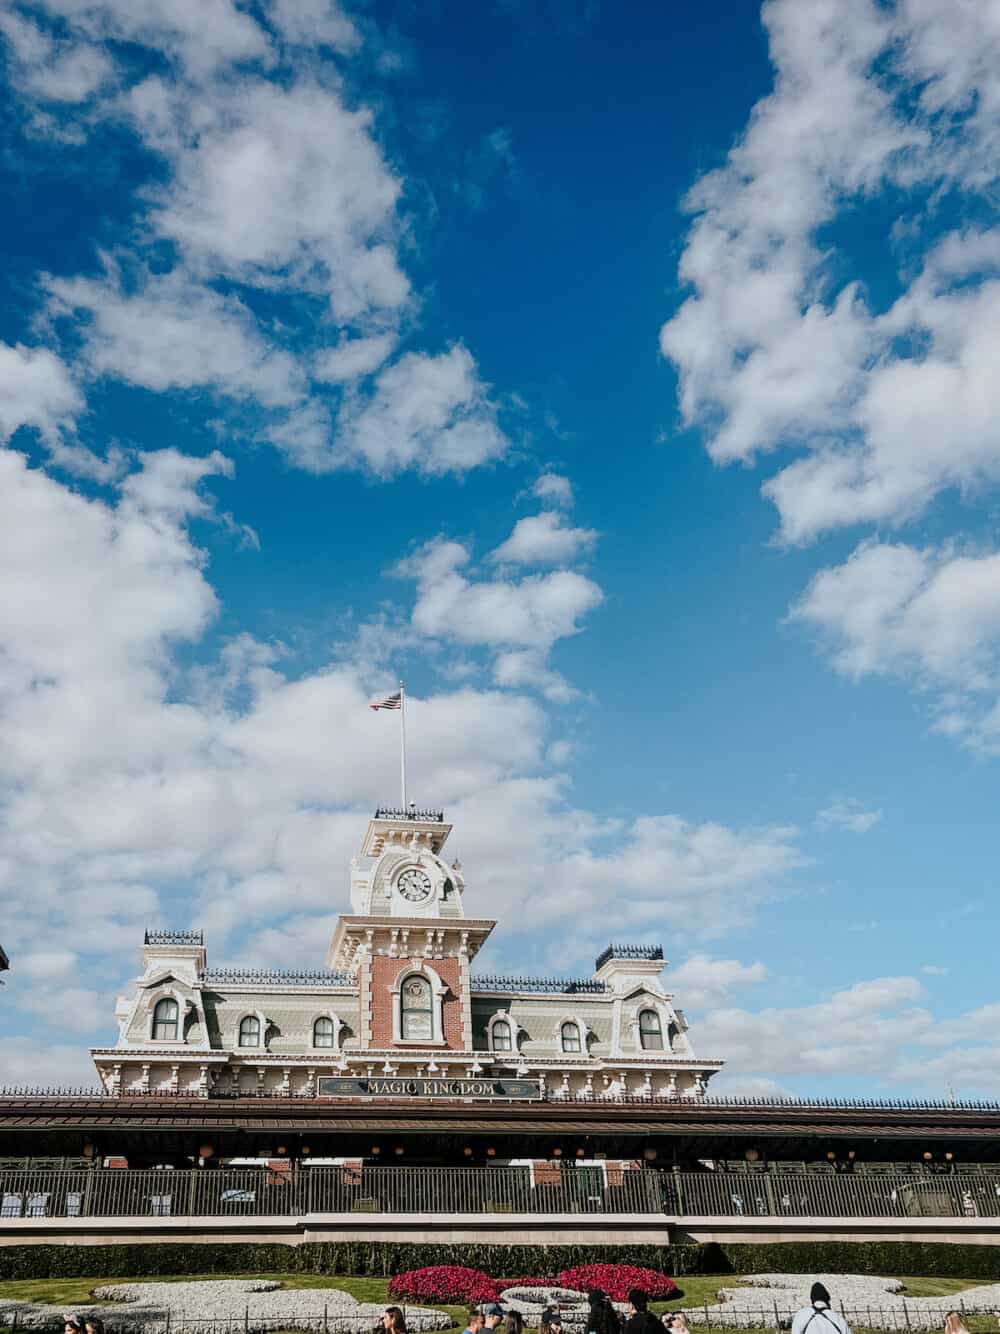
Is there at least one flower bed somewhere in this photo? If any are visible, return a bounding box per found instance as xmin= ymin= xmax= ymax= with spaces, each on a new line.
xmin=498 ymin=1278 xmax=555 ymax=1290
xmin=388 ymin=1266 xmax=501 ymax=1305
xmin=555 ymin=1265 xmax=678 ymax=1301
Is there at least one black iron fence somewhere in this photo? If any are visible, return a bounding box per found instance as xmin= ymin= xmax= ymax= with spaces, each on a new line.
xmin=3 ymin=1167 xmax=1000 ymax=1221
xmin=6 ymin=1309 xmax=1000 ymax=1334
xmin=669 ymin=1170 xmax=1000 ymax=1219
xmin=4 ymin=1314 xmax=440 ymax=1334
xmin=0 ymin=1165 xmax=662 ymax=1219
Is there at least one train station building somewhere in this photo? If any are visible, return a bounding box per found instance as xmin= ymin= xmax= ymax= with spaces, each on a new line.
xmin=88 ymin=806 xmax=721 ymax=1130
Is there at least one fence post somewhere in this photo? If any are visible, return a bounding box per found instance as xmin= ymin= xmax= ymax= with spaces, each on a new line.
xmin=245 ymin=1304 xmax=249 ymax=1334
xmin=902 ymin=1300 xmax=911 ymax=1331
xmin=704 ymin=1301 xmax=711 ymax=1333
xmin=773 ymin=1299 xmax=781 ymax=1334
xmin=324 ymin=1303 xmax=329 ymax=1334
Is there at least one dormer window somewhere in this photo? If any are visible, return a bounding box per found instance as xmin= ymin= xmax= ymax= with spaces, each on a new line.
xmin=639 ymin=1008 xmax=664 ymax=1051
xmin=238 ymin=1015 xmax=261 ymax=1048
xmin=313 ymin=1016 xmax=335 ymax=1048
xmin=401 ymin=975 xmax=433 ymax=1040
xmin=491 ymin=1019 xmax=513 ymax=1052
xmin=152 ymin=997 xmax=179 ymax=1041
xmin=560 ymin=1021 xmax=582 ymax=1053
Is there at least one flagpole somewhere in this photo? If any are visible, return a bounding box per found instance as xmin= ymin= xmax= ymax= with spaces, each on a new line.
xmin=399 ymin=680 xmax=407 ymax=809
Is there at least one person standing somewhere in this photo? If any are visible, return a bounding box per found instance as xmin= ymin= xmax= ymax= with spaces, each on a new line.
xmin=623 ymin=1290 xmax=662 ymax=1334
xmin=588 ymin=1289 xmax=621 ymax=1334
xmin=462 ymin=1310 xmax=485 ymax=1334
xmin=790 ymin=1284 xmax=851 ymax=1334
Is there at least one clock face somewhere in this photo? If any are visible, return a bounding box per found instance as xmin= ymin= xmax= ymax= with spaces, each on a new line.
xmin=397 ymin=868 xmax=433 ymax=902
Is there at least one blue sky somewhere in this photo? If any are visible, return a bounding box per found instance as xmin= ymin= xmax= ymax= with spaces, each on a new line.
xmin=1 ymin=0 xmax=999 ymax=1097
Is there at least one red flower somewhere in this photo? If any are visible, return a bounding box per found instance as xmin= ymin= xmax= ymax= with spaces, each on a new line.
xmin=388 ymin=1266 xmax=502 ymax=1305
xmin=554 ymin=1265 xmax=678 ymax=1302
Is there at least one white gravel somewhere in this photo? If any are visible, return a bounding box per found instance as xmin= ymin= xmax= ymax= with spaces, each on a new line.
xmin=1 ymin=1277 xmax=452 ymax=1332
xmin=686 ymin=1273 xmax=1000 ymax=1330
xmin=500 ymin=1286 xmax=629 ymax=1328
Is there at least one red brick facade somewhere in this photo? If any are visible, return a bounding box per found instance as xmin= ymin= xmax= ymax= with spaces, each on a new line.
xmin=368 ymin=956 xmax=465 ymax=1050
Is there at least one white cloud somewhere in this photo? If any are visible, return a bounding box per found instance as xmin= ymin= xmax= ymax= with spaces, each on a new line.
xmin=701 ymin=973 xmax=1000 ymax=1093
xmin=0 ymin=341 xmax=82 ymax=444
xmin=151 ymin=79 xmax=408 ymax=323
xmin=815 ymin=797 xmax=883 ymax=834
xmin=451 ymin=784 xmax=802 ymax=949
xmin=668 ymin=954 xmax=768 ymax=1009
xmin=33 ymin=0 xmax=270 ymax=80
xmin=268 ymin=0 xmax=359 ymax=54
xmin=0 ymin=8 xmax=114 ymax=102
xmin=400 ymin=535 xmax=603 ymax=655
xmin=332 ymin=347 xmax=508 ymax=477
xmin=314 ymin=333 xmax=398 ymax=384
xmin=47 ymin=267 xmax=305 ymax=407
xmin=532 ymin=472 xmax=574 ymax=508
xmin=660 ymin=0 xmax=1000 ymax=546
xmin=699 ymin=976 xmax=934 ymax=1082
xmin=490 ymin=511 xmax=599 ymax=567
xmin=7 ymin=3 xmax=510 ymax=483
xmin=0 ymin=1037 xmax=99 ymax=1087
xmin=791 ymin=539 xmax=1000 ymax=744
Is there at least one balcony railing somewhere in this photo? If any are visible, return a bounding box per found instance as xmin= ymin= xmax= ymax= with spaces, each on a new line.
xmin=2 ymin=1167 xmax=1000 ymax=1222
xmin=0 ymin=1165 xmax=660 ymax=1219
xmin=144 ymin=930 xmax=203 ymax=946
xmin=594 ymin=944 xmax=664 ymax=971
xmin=201 ymin=969 xmax=353 ymax=987
xmin=4 ymin=1088 xmax=1000 ymax=1111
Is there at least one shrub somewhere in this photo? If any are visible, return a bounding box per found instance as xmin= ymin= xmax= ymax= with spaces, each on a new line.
xmin=5 ymin=1240 xmax=999 ymax=1286
xmin=554 ymin=1265 xmax=678 ymax=1301
xmin=388 ymin=1266 xmax=501 ymax=1305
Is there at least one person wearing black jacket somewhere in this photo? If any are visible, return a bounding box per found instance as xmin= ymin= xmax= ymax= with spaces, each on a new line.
xmin=588 ymin=1290 xmax=621 ymax=1334
xmin=623 ymin=1290 xmax=661 ymax=1334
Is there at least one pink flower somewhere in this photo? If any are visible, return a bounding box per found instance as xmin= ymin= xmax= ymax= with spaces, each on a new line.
xmin=555 ymin=1265 xmax=678 ymax=1302
xmin=388 ymin=1267 xmax=502 ymax=1305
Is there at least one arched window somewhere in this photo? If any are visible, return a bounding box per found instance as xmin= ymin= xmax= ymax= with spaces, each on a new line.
xmin=152 ymin=997 xmax=179 ymax=1041
xmin=491 ymin=1019 xmax=513 ymax=1052
xmin=639 ymin=1008 xmax=664 ymax=1051
xmin=313 ymin=1016 xmax=335 ymax=1048
xmin=560 ymin=1021 xmax=582 ymax=1053
xmin=238 ymin=1015 xmax=261 ymax=1048
xmin=400 ymin=975 xmax=433 ymax=1040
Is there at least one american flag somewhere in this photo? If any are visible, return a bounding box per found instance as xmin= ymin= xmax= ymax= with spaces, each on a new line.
xmin=369 ymin=691 xmax=402 ymax=711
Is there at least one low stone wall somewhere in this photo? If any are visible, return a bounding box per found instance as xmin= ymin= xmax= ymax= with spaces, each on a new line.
xmin=4 ymin=1212 xmax=1000 ymax=1248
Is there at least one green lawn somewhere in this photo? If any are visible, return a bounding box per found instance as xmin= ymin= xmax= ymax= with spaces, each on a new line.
xmin=0 ymin=1275 xmax=466 ymax=1333
xmin=1 ymin=1271 xmax=997 ymax=1334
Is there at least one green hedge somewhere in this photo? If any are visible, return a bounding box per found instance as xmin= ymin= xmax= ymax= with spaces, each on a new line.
xmin=709 ymin=1241 xmax=1000 ymax=1280
xmin=0 ymin=1243 xmax=705 ymax=1282
xmin=3 ymin=1240 xmax=1000 ymax=1283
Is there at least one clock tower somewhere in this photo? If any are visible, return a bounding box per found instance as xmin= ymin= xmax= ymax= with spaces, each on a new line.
xmin=327 ymin=807 xmax=496 ymax=1054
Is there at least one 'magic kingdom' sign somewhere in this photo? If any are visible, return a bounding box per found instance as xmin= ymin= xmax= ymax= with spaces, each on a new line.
xmin=316 ymin=1076 xmax=541 ymax=1099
